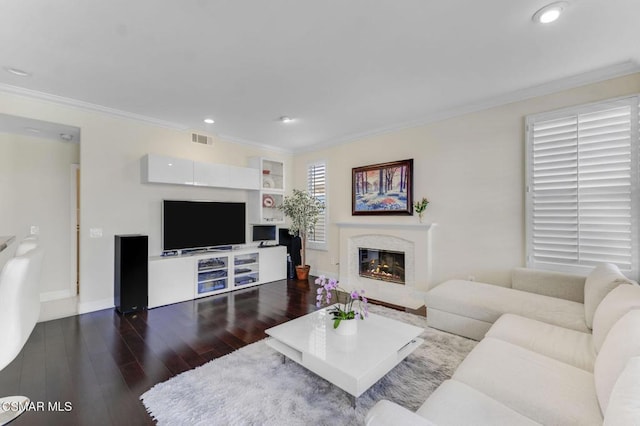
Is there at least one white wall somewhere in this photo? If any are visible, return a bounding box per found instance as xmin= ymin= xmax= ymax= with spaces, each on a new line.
xmin=0 ymin=92 xmax=292 ymax=313
xmin=293 ymin=73 xmax=640 ymax=287
xmin=0 ymin=133 xmax=79 ymax=298
xmin=2 ymin=71 xmax=638 ymax=313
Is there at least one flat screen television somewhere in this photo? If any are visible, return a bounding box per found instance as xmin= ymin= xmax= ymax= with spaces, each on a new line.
xmin=252 ymin=225 xmax=276 ymax=245
xmin=163 ymin=200 xmax=246 ymax=251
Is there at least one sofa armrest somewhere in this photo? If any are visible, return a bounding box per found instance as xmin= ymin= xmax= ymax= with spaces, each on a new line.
xmin=365 ymin=400 xmax=436 ymax=426
xmin=512 ymin=267 xmax=586 ymax=303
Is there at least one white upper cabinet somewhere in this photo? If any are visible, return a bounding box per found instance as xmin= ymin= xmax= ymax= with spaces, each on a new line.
xmin=143 ymin=154 xmax=194 ymax=185
xmin=142 ymin=154 xmax=259 ymax=190
xmin=193 ymin=162 xmax=259 ymax=190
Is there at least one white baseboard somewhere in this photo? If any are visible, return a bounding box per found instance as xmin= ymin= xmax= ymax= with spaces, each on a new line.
xmin=40 ymin=289 xmax=73 ymax=302
xmin=78 ymin=297 xmax=114 ymax=314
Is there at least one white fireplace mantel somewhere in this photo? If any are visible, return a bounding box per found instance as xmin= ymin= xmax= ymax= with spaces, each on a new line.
xmin=337 ymin=221 xmax=436 ymax=309
xmin=336 ymin=222 xmax=435 ymax=231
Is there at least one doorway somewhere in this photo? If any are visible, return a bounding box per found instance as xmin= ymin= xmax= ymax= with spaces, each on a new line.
xmin=70 ymin=164 xmax=80 ymax=295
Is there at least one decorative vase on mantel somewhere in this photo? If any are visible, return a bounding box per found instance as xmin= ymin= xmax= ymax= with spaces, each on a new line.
xmin=414 ymin=197 xmax=429 ymax=223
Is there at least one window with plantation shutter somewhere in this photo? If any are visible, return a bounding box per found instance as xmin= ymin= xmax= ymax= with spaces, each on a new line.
xmin=307 ymin=161 xmax=327 ymax=249
xmin=526 ymin=95 xmax=639 ymax=279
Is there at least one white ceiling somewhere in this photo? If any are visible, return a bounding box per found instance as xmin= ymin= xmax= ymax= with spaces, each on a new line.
xmin=1 ymin=0 xmax=639 ymax=152
xmin=0 ymin=113 xmax=80 ymax=143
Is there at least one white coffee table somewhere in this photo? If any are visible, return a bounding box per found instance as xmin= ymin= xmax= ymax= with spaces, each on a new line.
xmin=265 ymin=306 xmax=424 ymax=406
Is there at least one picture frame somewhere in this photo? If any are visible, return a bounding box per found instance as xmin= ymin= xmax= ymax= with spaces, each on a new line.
xmin=352 ymin=159 xmax=413 ymax=215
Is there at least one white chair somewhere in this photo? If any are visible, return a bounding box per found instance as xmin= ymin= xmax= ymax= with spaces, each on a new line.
xmin=14 ymin=235 xmax=38 ymax=257
xmin=0 ymin=245 xmax=44 ymax=425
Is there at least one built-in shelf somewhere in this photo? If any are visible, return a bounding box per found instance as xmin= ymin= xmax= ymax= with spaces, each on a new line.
xmin=148 ymin=246 xmax=286 ymax=308
xmin=197 ymin=256 xmax=229 ymax=296
xmin=248 ymin=157 xmax=286 ymax=224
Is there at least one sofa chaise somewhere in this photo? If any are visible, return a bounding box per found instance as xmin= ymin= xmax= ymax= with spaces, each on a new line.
xmin=365 ymin=263 xmax=640 ymax=425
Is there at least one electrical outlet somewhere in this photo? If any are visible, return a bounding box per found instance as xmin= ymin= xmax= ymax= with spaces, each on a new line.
xmin=89 ymin=228 xmax=103 ymax=238
xmin=30 ymin=225 xmax=39 ymax=235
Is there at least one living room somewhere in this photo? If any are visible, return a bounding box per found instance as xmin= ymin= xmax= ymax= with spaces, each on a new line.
xmin=1 ymin=1 xmax=640 ymax=425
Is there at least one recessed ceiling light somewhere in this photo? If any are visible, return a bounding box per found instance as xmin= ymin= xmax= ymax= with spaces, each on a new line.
xmin=203 ymin=118 xmax=215 ymax=124
xmin=4 ymin=66 xmax=32 ymax=77
xmin=533 ymin=2 xmax=568 ymax=24
xmin=279 ymin=116 xmax=293 ymax=123
xmin=59 ymin=133 xmax=74 ymax=142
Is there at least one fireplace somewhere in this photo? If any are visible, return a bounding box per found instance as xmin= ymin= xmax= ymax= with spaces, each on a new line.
xmin=338 ymin=222 xmax=434 ymax=309
xmin=359 ymin=248 xmax=405 ymax=285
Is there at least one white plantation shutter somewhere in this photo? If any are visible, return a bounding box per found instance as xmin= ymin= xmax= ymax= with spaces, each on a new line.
xmin=526 ymin=96 xmax=639 ymax=279
xmin=307 ymin=162 xmax=327 ymax=247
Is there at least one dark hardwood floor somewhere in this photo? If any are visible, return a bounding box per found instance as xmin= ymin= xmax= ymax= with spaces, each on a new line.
xmin=0 ymin=278 xmax=424 ymax=425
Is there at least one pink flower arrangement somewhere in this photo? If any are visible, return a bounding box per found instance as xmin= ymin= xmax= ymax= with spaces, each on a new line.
xmin=315 ymin=276 xmax=369 ymax=329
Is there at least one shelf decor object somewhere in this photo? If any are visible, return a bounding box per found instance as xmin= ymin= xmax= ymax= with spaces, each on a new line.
xmin=352 ymin=159 xmax=413 ymax=215
xmin=262 ymin=194 xmax=275 ymax=208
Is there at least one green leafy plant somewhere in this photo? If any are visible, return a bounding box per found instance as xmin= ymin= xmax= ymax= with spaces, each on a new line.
xmin=414 ymin=197 xmax=429 ymax=214
xmin=279 ymin=189 xmax=324 ymax=268
xmin=414 ymin=197 xmax=429 ymax=221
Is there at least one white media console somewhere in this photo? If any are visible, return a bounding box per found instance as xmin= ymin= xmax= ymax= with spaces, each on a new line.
xmin=148 ymin=245 xmax=287 ymax=308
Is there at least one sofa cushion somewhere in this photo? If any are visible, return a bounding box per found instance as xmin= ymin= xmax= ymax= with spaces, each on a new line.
xmin=512 ymin=267 xmax=585 ymax=303
xmin=486 ymin=313 xmax=595 ymax=371
xmin=453 ymin=337 xmax=602 ymax=425
xmin=592 ymin=284 xmax=640 ymax=352
xmin=427 ymin=280 xmax=589 ymax=333
xmin=603 ymin=357 xmax=640 ymax=425
xmin=426 ymin=308 xmax=493 ymax=341
xmin=584 ymin=263 xmax=632 ymax=328
xmin=417 ymin=379 xmax=541 ymax=426
xmin=594 ymin=309 xmax=640 ymax=413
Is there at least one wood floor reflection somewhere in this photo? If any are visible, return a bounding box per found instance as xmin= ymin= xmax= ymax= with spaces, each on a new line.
xmin=0 ymin=279 xmax=319 ymax=425
xmin=0 ymin=278 xmax=425 ymax=425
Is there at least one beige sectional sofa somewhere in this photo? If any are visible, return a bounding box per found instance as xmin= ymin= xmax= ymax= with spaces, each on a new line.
xmin=425 ymin=266 xmax=614 ymax=340
xmin=365 ymin=264 xmax=640 ymax=425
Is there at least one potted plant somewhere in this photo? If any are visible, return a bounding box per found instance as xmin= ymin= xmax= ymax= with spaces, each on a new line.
xmin=315 ymin=276 xmax=368 ymax=335
xmin=279 ymin=189 xmax=325 ymax=280
xmin=414 ymin=197 xmax=429 ymax=222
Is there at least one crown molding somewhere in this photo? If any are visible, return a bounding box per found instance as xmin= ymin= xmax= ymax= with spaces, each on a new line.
xmin=0 ymin=82 xmax=294 ymax=153
xmin=1 ymin=60 xmax=638 ymax=155
xmin=295 ymin=61 xmax=640 ymax=154
xmin=0 ymin=83 xmax=189 ymax=131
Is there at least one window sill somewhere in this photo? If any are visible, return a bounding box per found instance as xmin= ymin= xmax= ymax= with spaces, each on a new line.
xmin=307 ymin=242 xmax=328 ymax=251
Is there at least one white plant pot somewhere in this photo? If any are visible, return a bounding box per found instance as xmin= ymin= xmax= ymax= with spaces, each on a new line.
xmin=334 ymin=319 xmax=358 ymax=336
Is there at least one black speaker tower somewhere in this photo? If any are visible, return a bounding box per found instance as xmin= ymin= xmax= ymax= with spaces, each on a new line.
xmin=114 ymin=234 xmax=148 ymax=314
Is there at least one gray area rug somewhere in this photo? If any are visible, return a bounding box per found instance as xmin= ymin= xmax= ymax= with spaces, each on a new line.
xmin=141 ymin=305 xmax=476 ymax=425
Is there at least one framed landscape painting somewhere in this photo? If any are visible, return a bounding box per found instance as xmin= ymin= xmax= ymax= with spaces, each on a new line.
xmin=352 ymin=159 xmax=413 ymax=215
